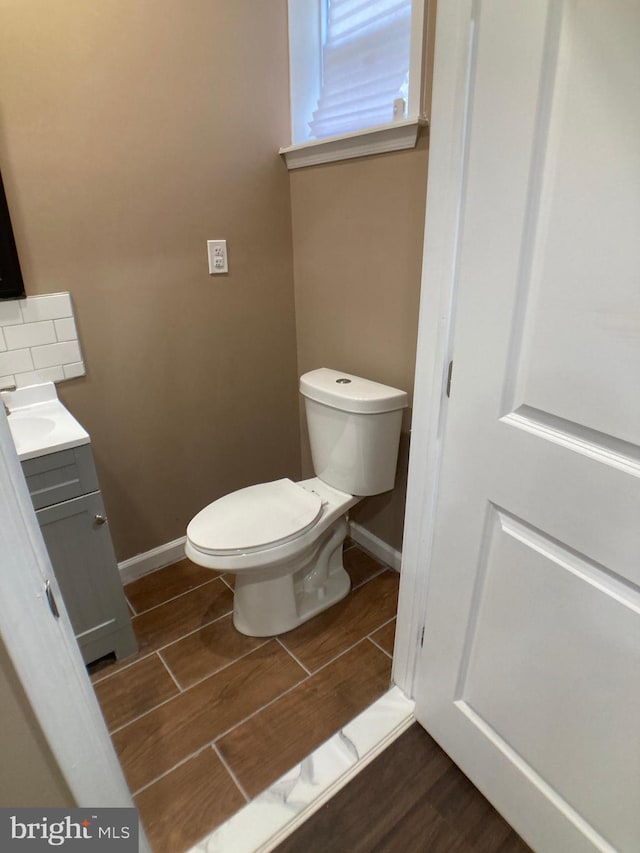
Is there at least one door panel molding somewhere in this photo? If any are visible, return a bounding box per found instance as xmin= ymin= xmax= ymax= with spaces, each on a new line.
xmin=502 ymin=406 xmax=640 ymax=476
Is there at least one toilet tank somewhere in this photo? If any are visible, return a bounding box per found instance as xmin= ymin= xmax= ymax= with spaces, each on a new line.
xmin=300 ymin=368 xmax=408 ymax=496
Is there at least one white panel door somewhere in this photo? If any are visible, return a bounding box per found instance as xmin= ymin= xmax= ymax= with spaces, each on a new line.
xmin=413 ymin=2 xmax=640 ymax=851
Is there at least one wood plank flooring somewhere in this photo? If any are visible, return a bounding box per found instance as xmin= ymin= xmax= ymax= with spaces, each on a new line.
xmin=89 ymin=541 xmax=397 ymax=852
xmin=217 ymin=639 xmax=392 ymax=798
xmin=112 ymin=641 xmax=306 ymax=792
xmin=280 ymin=570 xmax=399 ymax=671
xmin=275 ymin=724 xmax=531 ymax=853
xmin=134 ymin=748 xmax=245 ymax=853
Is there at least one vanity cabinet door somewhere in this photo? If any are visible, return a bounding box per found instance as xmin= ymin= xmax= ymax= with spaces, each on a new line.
xmin=36 ymin=491 xmax=137 ymax=664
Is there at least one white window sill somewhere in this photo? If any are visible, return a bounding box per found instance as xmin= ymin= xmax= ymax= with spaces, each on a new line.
xmin=279 ymin=117 xmax=428 ymax=170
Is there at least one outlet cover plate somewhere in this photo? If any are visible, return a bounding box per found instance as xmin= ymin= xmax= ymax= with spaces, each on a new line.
xmin=207 ymin=240 xmax=228 ymax=274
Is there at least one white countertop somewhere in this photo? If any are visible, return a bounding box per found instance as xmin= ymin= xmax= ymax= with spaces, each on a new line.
xmin=2 ymin=382 xmax=89 ymax=462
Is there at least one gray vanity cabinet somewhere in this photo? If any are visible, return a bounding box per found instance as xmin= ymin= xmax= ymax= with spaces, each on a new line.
xmin=22 ymin=445 xmax=137 ymax=665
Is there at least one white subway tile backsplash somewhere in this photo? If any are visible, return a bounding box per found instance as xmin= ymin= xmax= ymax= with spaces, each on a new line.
xmin=0 ymin=293 xmax=85 ymax=387
xmin=32 ymin=340 xmax=81 ymax=370
xmin=15 ymin=366 xmax=65 ymax=387
xmin=0 ymin=375 xmax=15 ymax=390
xmin=0 ymin=348 xmax=34 ymax=376
xmin=4 ymin=320 xmax=57 ymax=350
xmin=63 ymin=362 xmax=85 ymax=380
xmin=54 ymin=317 xmax=77 ymax=342
xmin=0 ymin=301 xmax=23 ymax=326
xmin=19 ymin=293 xmax=72 ymax=323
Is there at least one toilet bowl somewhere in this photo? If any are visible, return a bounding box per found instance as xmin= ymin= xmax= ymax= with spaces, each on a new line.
xmin=186 ymin=368 xmax=408 ymax=636
xmin=186 ymin=477 xmax=359 ymax=635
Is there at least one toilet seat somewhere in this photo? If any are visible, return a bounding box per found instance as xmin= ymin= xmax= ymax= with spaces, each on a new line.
xmin=186 ymin=478 xmax=323 ymax=556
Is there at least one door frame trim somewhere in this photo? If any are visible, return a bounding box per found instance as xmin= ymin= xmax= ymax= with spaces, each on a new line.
xmin=394 ymin=0 xmax=474 ymax=695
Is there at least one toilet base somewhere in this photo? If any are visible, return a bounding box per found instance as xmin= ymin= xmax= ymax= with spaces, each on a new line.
xmin=232 ymin=517 xmax=351 ymax=636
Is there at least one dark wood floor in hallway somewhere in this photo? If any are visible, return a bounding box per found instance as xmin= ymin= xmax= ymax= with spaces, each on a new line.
xmin=275 ymin=724 xmax=531 ymax=853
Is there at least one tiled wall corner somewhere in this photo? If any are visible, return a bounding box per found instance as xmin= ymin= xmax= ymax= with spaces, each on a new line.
xmin=0 ymin=294 xmax=85 ymax=389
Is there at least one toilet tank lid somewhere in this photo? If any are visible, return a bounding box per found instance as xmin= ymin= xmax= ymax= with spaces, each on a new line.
xmin=300 ymin=368 xmax=408 ymax=414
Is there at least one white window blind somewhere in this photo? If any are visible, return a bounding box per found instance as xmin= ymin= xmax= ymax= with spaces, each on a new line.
xmin=309 ymin=0 xmax=413 ymax=140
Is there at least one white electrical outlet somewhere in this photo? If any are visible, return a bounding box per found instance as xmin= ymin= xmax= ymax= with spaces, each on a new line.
xmin=207 ymin=240 xmax=228 ymax=274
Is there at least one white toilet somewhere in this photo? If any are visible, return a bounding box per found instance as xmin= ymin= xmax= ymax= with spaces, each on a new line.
xmin=185 ymin=368 xmax=408 ymax=636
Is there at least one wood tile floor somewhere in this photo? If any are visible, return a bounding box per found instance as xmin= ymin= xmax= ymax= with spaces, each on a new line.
xmin=89 ymin=541 xmax=397 ymax=853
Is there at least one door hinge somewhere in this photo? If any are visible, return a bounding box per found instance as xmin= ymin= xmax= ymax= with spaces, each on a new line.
xmin=420 ymin=625 xmax=425 ymax=648
xmin=446 ymin=360 xmax=454 ymax=398
xmin=45 ymin=580 xmax=60 ymax=619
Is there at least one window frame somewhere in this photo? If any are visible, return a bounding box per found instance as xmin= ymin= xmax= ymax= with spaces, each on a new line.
xmin=281 ymin=0 xmax=428 ymax=170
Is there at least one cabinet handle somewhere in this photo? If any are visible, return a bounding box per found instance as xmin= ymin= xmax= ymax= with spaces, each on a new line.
xmin=94 ymin=514 xmax=107 ymax=525
xmin=45 ymin=580 xmax=60 ymax=619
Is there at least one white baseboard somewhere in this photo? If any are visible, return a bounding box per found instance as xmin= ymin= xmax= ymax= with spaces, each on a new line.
xmin=348 ymin=521 xmax=402 ymax=572
xmin=118 ymin=536 xmax=187 ymax=584
xmin=118 ymin=524 xmax=401 ymax=585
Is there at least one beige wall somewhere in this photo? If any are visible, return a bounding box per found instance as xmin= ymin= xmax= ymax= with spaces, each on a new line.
xmin=0 ymin=1 xmax=300 ymax=560
xmin=1 ymin=1 xmax=434 ymax=562
xmin=290 ymin=138 xmax=430 ymax=552
xmin=0 ymin=641 xmax=74 ymax=806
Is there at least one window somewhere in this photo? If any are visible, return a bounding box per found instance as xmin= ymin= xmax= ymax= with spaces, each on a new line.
xmin=282 ymin=0 xmax=426 ymax=169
